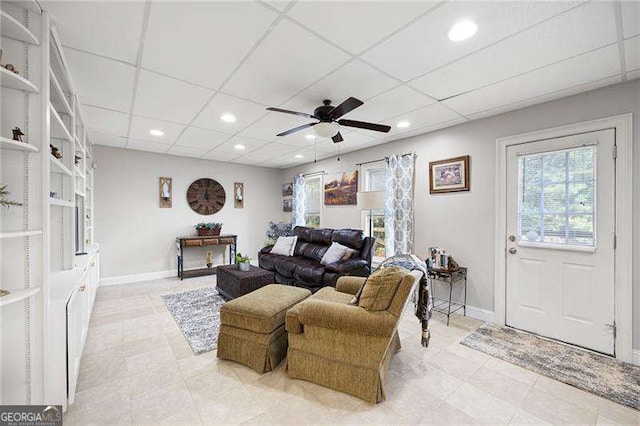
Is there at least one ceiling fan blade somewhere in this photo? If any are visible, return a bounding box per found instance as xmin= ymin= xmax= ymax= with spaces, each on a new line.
xmin=328 ymin=97 xmax=364 ymax=120
xmin=338 ymin=119 xmax=391 ymax=133
xmin=332 ymin=132 xmax=344 ymax=143
xmin=276 ymin=122 xmax=317 ymax=137
xmin=266 ymin=107 xmax=318 ymax=120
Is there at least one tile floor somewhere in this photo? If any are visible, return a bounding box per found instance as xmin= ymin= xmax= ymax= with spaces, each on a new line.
xmin=64 ymin=276 xmax=640 ymax=425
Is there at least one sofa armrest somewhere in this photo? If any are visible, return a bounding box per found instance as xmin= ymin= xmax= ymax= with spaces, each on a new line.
xmin=260 ymin=245 xmax=274 ymax=254
xmin=336 ymin=276 xmax=366 ymax=295
xmin=298 ymin=299 xmax=396 ymax=337
xmin=325 ymin=258 xmax=368 ymax=274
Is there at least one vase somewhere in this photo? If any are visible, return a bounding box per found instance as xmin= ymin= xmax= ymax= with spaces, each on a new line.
xmin=238 ymin=262 xmax=250 ymax=272
xmin=206 ymin=251 xmax=213 ymax=268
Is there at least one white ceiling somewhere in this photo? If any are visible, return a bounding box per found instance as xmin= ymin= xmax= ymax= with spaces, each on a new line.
xmin=40 ymin=1 xmax=639 ymax=169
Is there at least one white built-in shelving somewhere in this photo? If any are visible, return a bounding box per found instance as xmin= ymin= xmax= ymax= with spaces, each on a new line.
xmin=50 ymin=155 xmax=72 ymax=176
xmin=49 ymin=67 xmax=72 ymax=116
xmin=0 ymin=66 xmax=39 ymax=92
xmin=0 ymin=9 xmax=38 ymax=44
xmin=0 ymin=288 xmax=41 ymax=308
xmin=0 ymin=230 xmax=43 ymax=239
xmin=0 ymin=136 xmax=39 ymax=152
xmin=49 ymin=102 xmax=72 ymax=141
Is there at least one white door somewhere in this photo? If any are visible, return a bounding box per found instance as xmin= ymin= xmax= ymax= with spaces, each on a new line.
xmin=505 ymin=129 xmax=616 ymax=355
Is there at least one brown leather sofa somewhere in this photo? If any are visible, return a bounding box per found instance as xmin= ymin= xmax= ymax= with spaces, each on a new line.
xmin=258 ymin=226 xmax=374 ymax=293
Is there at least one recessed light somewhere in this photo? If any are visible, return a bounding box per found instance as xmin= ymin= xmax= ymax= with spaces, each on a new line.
xmin=305 ymin=134 xmax=316 ymax=140
xmin=396 ymin=121 xmax=410 ymax=129
xmin=295 ymin=154 xmax=304 ymax=159
xmin=220 ymin=113 xmax=236 ymax=123
xmin=448 ymin=20 xmax=478 ymax=41
xmin=234 ymin=144 xmax=245 ymax=150
xmin=149 ymin=129 xmax=164 ymax=137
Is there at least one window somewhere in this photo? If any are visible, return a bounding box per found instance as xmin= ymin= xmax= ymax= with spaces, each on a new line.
xmin=518 ymin=146 xmax=596 ymax=247
xmin=304 ymin=175 xmax=322 ymax=228
xmin=363 ymin=165 xmax=386 ymax=262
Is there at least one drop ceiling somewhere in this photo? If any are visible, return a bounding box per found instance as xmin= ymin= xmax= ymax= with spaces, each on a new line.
xmin=40 ymin=1 xmax=639 ymax=169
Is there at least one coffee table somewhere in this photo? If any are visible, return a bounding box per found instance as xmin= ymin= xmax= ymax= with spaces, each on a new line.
xmin=216 ymin=265 xmax=276 ymax=300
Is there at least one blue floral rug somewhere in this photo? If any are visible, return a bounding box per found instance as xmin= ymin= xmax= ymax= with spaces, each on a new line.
xmin=461 ymin=324 xmax=640 ymax=410
xmin=161 ymin=287 xmax=225 ymax=355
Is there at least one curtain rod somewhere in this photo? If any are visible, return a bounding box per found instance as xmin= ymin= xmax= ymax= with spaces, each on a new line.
xmin=355 ymin=152 xmax=415 ymax=167
xmin=302 ymin=170 xmax=325 ymax=177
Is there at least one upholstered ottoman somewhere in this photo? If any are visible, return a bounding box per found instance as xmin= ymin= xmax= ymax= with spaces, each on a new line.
xmin=217 ymin=284 xmax=311 ymax=373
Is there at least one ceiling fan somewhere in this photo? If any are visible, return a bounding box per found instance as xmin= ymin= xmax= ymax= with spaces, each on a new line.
xmin=266 ymin=97 xmax=391 ymax=143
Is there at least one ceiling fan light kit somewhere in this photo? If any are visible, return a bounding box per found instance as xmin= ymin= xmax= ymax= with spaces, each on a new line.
xmin=266 ymin=97 xmax=391 ymax=144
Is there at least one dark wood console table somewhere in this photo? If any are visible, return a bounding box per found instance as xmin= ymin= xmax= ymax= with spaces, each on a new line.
xmin=176 ymin=235 xmax=237 ymax=280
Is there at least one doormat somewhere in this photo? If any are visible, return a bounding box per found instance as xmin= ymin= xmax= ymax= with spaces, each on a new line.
xmin=461 ymin=323 xmax=640 ymax=410
xmin=162 ymin=287 xmax=225 ymax=355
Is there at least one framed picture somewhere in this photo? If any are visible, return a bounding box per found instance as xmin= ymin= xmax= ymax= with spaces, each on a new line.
xmin=282 ymin=182 xmax=293 ymax=196
xmin=283 ymin=199 xmax=292 ymax=212
xmin=159 ymin=177 xmax=172 ymax=208
xmin=429 ymin=155 xmax=470 ymax=194
xmin=234 ymin=182 xmax=244 ymax=208
xmin=324 ymin=171 xmax=358 ymax=205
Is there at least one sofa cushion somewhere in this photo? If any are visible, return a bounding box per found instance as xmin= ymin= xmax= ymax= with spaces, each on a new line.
xmin=286 ymin=286 xmax=353 ymax=334
xmin=357 ymin=266 xmax=409 ymax=311
xmin=293 ymin=259 xmax=326 ymax=287
xmin=301 ymin=243 xmax=328 ymax=262
xmin=274 ymin=256 xmax=303 ymax=278
xmin=258 ymin=253 xmax=279 ymax=271
xmin=220 ymin=284 xmax=310 ymax=334
xmin=332 ymin=229 xmax=365 ymax=250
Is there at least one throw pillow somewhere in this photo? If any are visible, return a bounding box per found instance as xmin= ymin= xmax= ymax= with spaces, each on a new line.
xmin=342 ymin=247 xmax=357 ymax=260
xmin=271 ymin=236 xmax=297 ymax=256
xmin=357 ymin=266 xmax=409 ymax=311
xmin=320 ymin=242 xmax=351 ymax=265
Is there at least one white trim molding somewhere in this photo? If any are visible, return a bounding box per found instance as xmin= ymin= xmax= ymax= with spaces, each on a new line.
xmin=633 ymin=349 xmax=640 ymax=366
xmin=100 ymin=269 xmax=177 ymax=286
xmin=494 ymin=113 xmax=633 ymax=363
xmin=465 ymin=305 xmax=496 ymax=323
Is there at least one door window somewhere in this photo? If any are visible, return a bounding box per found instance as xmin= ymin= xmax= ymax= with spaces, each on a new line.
xmin=518 ymin=146 xmax=596 ymax=248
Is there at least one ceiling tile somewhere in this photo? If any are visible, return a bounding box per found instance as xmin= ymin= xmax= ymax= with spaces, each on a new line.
xmin=133 ymin=70 xmax=213 ymax=124
xmin=238 ymin=111 xmax=310 ymax=142
xmin=211 ymin=136 xmax=269 ymax=155
xmin=223 ymin=19 xmax=351 ymax=105
xmin=142 ymin=3 xmax=276 ymax=89
xmin=192 ymin=93 xmax=268 ymax=133
xmin=232 ymin=155 xmax=270 ymax=165
xmin=384 ymin=103 xmax=465 ymax=138
xmin=281 ymin=60 xmax=400 ymax=113
xmin=174 ymin=127 xmax=231 ymax=150
xmin=248 ymin=142 xmax=299 ymax=158
xmin=265 ymin=1 xmax=291 ymax=12
xmin=166 ymin=145 xmax=207 ymax=159
xmin=409 ymin=2 xmax=617 ymax=100
xmin=201 ymin=151 xmax=240 ymax=162
xmin=287 ymin=1 xmax=440 ymax=54
xmin=129 ymin=116 xmax=185 ymax=144
xmin=361 ymin=1 xmax=579 ymax=81
xmin=41 ymin=1 xmax=145 ymax=63
xmin=65 ymin=48 xmax=136 ymax=112
xmin=443 ymin=44 xmax=621 ymax=116
xmin=345 ymin=85 xmax=436 ymax=123
xmin=624 ymin=35 xmax=640 ymax=72
xmin=621 ymin=1 xmax=640 ymax=38
xmin=89 ymin=132 xmax=126 ymax=149
xmin=126 ymin=138 xmax=169 ymax=154
xmin=82 ymin=105 xmax=129 ymax=137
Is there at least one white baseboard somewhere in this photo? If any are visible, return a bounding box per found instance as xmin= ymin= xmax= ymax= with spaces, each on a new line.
xmin=100 ymin=269 xmax=177 ymax=286
xmin=633 ymin=349 xmax=640 ymax=366
xmin=465 ymin=305 xmax=496 ymax=323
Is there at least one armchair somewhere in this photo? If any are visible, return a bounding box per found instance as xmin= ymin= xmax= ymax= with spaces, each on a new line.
xmin=285 ymin=270 xmax=423 ymax=403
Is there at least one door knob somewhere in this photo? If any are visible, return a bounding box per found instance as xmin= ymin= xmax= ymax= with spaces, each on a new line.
xmin=508 ymin=247 xmax=517 ymax=254
xmin=508 ymin=235 xmax=516 ymax=242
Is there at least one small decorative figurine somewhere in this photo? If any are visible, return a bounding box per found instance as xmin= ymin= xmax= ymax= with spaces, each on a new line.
xmin=206 ymin=251 xmax=213 ymax=268
xmin=12 ymin=127 xmax=24 ymax=142
xmin=4 ymin=64 xmax=19 ymax=74
xmin=74 ymin=155 xmax=82 ymax=165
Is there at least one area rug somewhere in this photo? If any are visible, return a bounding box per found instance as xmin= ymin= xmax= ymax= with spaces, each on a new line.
xmin=461 ymin=324 xmax=640 ymax=410
xmin=161 ymin=287 xmax=225 ymax=355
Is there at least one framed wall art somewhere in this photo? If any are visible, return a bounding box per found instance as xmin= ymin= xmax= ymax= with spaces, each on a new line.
xmin=234 ymin=182 xmax=244 ymax=208
xmin=282 ymin=182 xmax=293 ymax=196
xmin=429 ymin=155 xmax=470 ymax=194
xmin=159 ymin=177 xmax=172 ymax=208
xmin=324 ymin=171 xmax=358 ymax=205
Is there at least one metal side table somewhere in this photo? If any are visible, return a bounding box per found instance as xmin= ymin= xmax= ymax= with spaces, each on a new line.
xmin=427 ymin=267 xmax=467 ymax=326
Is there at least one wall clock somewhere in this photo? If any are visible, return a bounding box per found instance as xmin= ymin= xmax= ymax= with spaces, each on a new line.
xmin=187 ymin=178 xmax=226 ymax=215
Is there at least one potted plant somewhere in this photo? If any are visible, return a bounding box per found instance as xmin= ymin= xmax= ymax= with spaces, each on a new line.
xmin=235 ymin=253 xmax=251 ymax=272
xmin=195 ymin=222 xmax=223 ymax=236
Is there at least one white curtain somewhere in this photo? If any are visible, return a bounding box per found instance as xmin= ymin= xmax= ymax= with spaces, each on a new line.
xmin=384 ymin=153 xmax=416 ymax=256
xmin=291 ymin=174 xmax=306 ymax=227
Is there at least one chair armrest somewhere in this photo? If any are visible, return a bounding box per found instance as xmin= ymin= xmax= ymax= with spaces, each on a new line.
xmin=336 ymin=276 xmax=366 ymax=295
xmin=298 ymin=300 xmax=396 ymax=337
xmin=325 ymin=258 xmax=368 ymax=273
xmin=260 ymin=245 xmax=274 ymax=254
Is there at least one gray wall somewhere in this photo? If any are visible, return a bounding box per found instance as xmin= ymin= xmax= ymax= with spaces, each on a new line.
xmin=94 ymin=146 xmax=282 ymax=280
xmin=282 ymin=79 xmax=640 ymax=349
